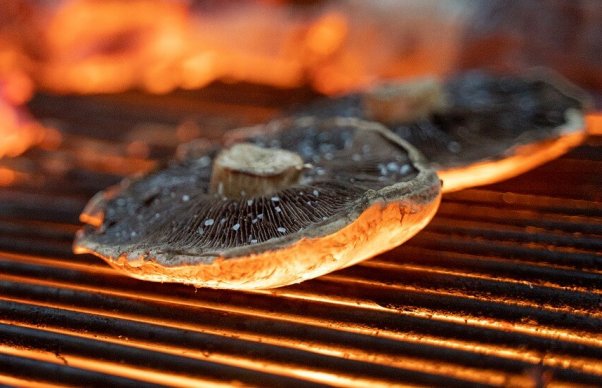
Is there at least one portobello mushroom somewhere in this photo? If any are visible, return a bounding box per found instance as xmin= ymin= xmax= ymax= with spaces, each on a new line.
xmin=289 ymin=70 xmax=590 ymax=192
xmin=74 ymin=117 xmax=441 ymax=289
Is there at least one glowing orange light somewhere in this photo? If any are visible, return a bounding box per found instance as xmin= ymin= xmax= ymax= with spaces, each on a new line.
xmin=586 ymin=112 xmax=602 ymax=135
xmin=304 ymin=12 xmax=347 ymax=60
xmin=126 ymin=140 xmax=150 ymax=159
xmin=0 ymin=166 xmax=16 ymax=186
xmin=0 ymin=254 xmax=600 ymax=384
xmin=39 ymin=0 xmax=190 ymax=94
xmin=439 ymin=124 xmax=587 ymax=193
xmin=0 ymin=68 xmax=33 ymax=105
xmin=0 ymin=101 xmax=47 ymax=159
xmin=0 ymin=343 xmax=227 ymax=388
xmin=0 ymin=0 xmax=474 ymax=95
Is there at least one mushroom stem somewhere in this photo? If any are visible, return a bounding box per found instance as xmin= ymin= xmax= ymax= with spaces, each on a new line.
xmin=363 ymin=77 xmax=448 ymax=124
xmin=210 ymin=143 xmax=304 ymax=198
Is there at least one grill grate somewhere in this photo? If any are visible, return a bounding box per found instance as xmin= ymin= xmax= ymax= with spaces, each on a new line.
xmin=0 ymin=86 xmax=600 ymax=387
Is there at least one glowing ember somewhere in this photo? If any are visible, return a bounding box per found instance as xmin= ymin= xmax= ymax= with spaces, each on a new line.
xmin=0 ymin=1 xmax=599 ymax=96
xmin=0 ymin=166 xmax=17 ymax=186
xmin=0 ymin=95 xmax=47 ymax=159
xmin=586 ymin=113 xmax=602 ymax=135
xmin=37 ymin=0 xmax=190 ymax=94
xmin=0 ymin=0 xmax=469 ymax=95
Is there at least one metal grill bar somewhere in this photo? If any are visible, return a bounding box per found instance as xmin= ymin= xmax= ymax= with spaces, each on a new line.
xmin=0 ymin=88 xmax=600 ymax=387
xmin=1 ymin=253 xmax=600 ymax=386
xmin=0 ymin=353 xmax=156 ymax=388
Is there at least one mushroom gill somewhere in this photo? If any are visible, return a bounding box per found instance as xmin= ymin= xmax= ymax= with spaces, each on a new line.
xmin=288 ymin=70 xmax=590 ymax=192
xmin=74 ymin=117 xmax=441 ymax=289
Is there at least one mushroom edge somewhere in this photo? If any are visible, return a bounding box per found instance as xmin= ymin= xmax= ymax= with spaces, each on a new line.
xmin=435 ymin=108 xmax=586 ymax=193
xmin=73 ymin=119 xmax=442 ymax=290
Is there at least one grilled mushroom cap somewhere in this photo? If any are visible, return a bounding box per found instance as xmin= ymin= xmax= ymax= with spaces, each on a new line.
xmin=291 ymin=70 xmax=590 ymax=192
xmin=74 ymin=117 xmax=441 ymax=289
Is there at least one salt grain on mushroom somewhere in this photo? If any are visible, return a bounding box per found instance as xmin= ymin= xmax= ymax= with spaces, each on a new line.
xmin=75 ymin=117 xmax=440 ymax=290
xmin=288 ymin=70 xmax=590 ymax=192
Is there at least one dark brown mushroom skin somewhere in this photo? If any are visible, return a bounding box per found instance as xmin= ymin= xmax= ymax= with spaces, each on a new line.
xmin=288 ymin=70 xmax=590 ymax=169
xmin=75 ymin=117 xmax=439 ymax=268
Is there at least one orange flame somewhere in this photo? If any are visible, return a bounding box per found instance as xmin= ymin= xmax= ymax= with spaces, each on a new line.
xmin=586 ymin=113 xmax=602 ymax=135
xmin=38 ymin=0 xmax=190 ymax=94
xmin=0 ymin=0 xmax=471 ymax=95
xmin=0 ymin=97 xmax=47 ymax=159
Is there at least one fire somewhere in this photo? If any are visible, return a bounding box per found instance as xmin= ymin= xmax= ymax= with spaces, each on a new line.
xmin=0 ymin=0 xmax=471 ymax=96
xmin=0 ymin=96 xmax=47 ymax=159
xmin=38 ymin=0 xmax=190 ymax=94
xmin=0 ymin=1 xmax=597 ymax=167
xmin=0 ymin=166 xmax=17 ymax=186
xmin=586 ymin=113 xmax=602 ymax=135
xmin=0 ymin=0 xmax=600 ymax=97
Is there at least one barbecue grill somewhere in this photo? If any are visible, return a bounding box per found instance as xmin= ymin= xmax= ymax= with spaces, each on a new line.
xmin=0 ymin=83 xmax=601 ymax=387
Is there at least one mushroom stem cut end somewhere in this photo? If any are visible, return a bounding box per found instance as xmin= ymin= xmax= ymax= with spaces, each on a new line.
xmin=364 ymin=77 xmax=448 ymax=124
xmin=209 ymin=143 xmax=304 ymax=198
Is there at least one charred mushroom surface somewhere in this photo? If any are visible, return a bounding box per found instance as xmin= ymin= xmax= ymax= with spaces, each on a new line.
xmin=75 ymin=117 xmax=441 ymax=289
xmin=291 ymin=71 xmax=589 ymax=191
